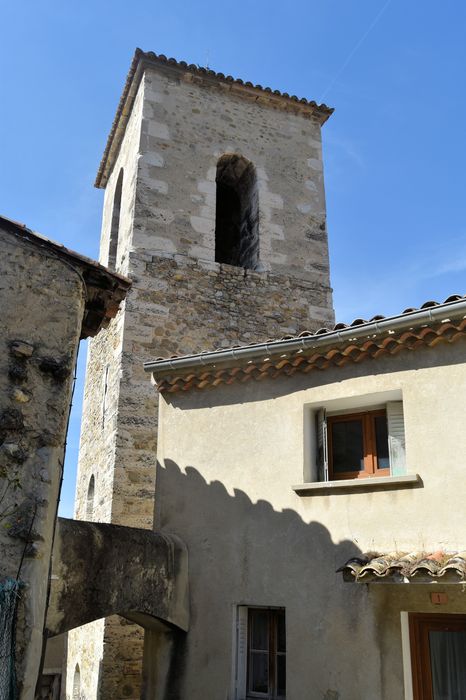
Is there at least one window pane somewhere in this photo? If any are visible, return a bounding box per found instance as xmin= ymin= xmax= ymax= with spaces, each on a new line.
xmin=374 ymin=415 xmax=390 ymax=469
xmin=277 ymin=610 xmax=286 ymax=653
xmin=250 ymin=610 xmax=269 ymax=651
xmin=277 ymin=654 xmax=286 ymax=697
xmin=331 ymin=419 xmax=364 ymax=472
xmin=429 ymin=630 xmax=466 ymax=699
xmin=250 ymin=652 xmax=269 ymax=693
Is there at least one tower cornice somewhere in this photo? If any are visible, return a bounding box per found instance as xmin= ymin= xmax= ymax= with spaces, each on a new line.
xmin=95 ymin=48 xmax=334 ymax=189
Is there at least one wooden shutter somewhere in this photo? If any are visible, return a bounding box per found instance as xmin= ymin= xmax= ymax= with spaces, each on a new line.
xmin=387 ymin=401 xmax=406 ymax=475
xmin=236 ymin=606 xmax=248 ymax=699
xmin=315 ymin=408 xmax=328 ymax=482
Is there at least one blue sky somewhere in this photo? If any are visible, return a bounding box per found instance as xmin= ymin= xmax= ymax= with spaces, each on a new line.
xmin=1 ymin=1 xmax=465 ymax=516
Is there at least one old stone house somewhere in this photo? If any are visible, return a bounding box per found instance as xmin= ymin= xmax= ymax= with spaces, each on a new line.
xmin=0 ymin=215 xmax=129 ymax=698
xmin=145 ymin=293 xmax=466 ymax=699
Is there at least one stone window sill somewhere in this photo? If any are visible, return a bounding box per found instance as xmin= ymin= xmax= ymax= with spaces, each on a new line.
xmin=292 ymin=473 xmax=421 ymax=495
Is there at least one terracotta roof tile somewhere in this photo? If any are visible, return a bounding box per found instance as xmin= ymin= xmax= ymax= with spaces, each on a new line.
xmin=154 ymin=294 xmax=466 ymax=362
xmin=147 ymin=295 xmax=466 ymax=394
xmin=156 ymin=317 xmax=466 ymax=393
xmin=338 ymin=551 xmax=466 ymax=582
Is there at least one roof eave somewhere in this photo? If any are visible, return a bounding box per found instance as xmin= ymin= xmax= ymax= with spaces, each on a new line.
xmin=95 ymin=48 xmax=334 ymax=189
xmin=0 ymin=214 xmax=131 ymax=339
xmin=144 ymin=297 xmax=466 ymax=381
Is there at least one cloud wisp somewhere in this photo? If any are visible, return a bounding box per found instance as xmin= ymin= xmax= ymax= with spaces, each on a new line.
xmin=319 ymin=0 xmax=393 ymax=103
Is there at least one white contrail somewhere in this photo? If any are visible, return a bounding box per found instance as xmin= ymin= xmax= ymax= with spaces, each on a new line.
xmin=319 ymin=0 xmax=393 ymax=103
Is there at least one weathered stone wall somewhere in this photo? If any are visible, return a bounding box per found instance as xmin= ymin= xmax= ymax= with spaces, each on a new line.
xmin=135 ymin=66 xmax=331 ymax=281
xmin=67 ymin=75 xmax=147 ymax=700
xmin=67 ymin=72 xmax=146 ymax=700
xmin=47 ymin=518 xmax=188 ymax=635
xmin=71 ymin=59 xmax=334 ymax=699
xmin=0 ymin=227 xmax=85 ymax=699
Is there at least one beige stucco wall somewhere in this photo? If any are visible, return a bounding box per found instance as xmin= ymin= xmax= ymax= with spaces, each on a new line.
xmin=0 ymin=228 xmax=85 ymax=699
xmin=155 ymin=340 xmax=466 ymax=699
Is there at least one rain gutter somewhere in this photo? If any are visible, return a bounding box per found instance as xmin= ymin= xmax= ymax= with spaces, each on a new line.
xmin=144 ymin=298 xmax=466 ymax=378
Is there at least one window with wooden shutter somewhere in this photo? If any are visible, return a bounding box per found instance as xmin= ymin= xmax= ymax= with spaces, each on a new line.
xmin=313 ymin=401 xmax=406 ymax=482
xmin=327 ymin=409 xmax=390 ymax=479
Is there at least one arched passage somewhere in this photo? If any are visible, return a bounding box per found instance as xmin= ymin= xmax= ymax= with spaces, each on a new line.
xmin=46 ymin=518 xmax=189 ymax=637
xmin=215 ymin=154 xmax=259 ymax=269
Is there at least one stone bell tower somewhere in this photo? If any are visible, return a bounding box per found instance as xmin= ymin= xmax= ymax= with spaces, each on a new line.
xmin=67 ymin=48 xmax=335 ymax=699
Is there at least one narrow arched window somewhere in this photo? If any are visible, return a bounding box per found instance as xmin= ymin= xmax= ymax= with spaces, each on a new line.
xmin=215 ymin=155 xmax=259 ymax=269
xmin=108 ymin=169 xmax=123 ymax=270
xmin=72 ymin=664 xmax=81 ymax=700
xmin=86 ymin=476 xmax=95 ymax=521
xmin=102 ymin=364 xmax=109 ymax=429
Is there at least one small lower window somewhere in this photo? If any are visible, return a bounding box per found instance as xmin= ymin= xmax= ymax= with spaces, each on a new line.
xmin=328 ymin=409 xmax=390 ymax=479
xmin=236 ymin=607 xmax=286 ymax=699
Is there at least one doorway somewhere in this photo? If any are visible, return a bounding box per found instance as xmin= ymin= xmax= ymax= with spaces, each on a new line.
xmin=409 ymin=613 xmax=466 ymax=699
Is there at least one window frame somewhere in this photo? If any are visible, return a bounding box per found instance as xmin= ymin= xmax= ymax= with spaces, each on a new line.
xmin=246 ymin=608 xmax=286 ymax=700
xmin=327 ymin=408 xmax=390 ymax=480
xmin=409 ymin=612 xmax=466 ymax=700
xmin=238 ymin=604 xmax=287 ymax=700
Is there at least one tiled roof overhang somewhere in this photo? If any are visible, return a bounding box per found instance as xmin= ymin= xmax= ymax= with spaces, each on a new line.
xmin=144 ymin=296 xmax=466 ymax=394
xmin=338 ymin=552 xmax=466 ymax=584
xmin=95 ymin=48 xmax=334 ymax=189
xmin=1 ymin=215 xmax=131 ymax=339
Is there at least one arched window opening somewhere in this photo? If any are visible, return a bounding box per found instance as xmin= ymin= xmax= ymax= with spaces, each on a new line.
xmin=108 ymin=169 xmax=123 ymax=270
xmin=86 ymin=476 xmax=95 ymax=521
xmin=215 ymin=154 xmax=259 ymax=269
xmin=72 ymin=664 xmax=81 ymax=700
xmin=102 ymin=364 xmax=109 ymax=429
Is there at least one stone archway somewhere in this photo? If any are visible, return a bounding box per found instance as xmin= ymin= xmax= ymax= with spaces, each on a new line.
xmin=46 ymin=518 xmax=189 ymax=637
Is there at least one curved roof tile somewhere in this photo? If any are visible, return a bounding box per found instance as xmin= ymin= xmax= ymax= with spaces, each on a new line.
xmin=198 ymin=294 xmax=466 ymax=356
xmin=338 ymin=551 xmax=466 ymax=582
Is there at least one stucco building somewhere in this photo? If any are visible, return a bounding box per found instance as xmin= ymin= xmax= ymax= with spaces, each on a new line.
xmin=145 ymin=294 xmax=466 ymax=699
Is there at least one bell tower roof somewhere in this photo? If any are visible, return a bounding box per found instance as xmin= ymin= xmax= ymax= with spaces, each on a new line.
xmin=95 ymin=47 xmax=334 ymax=189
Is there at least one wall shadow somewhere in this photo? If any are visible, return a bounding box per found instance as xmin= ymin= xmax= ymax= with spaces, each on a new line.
xmin=147 ymin=458 xmax=375 ymax=700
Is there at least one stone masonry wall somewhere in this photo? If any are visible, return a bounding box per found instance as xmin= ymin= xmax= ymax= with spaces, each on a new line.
xmin=112 ymin=251 xmax=333 ymax=530
xmin=71 ymin=60 xmax=334 ymax=700
xmin=67 ymin=72 xmax=145 ymax=700
xmin=0 ymin=228 xmax=85 ymax=699
xmin=136 ymin=66 xmax=331 ymax=282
